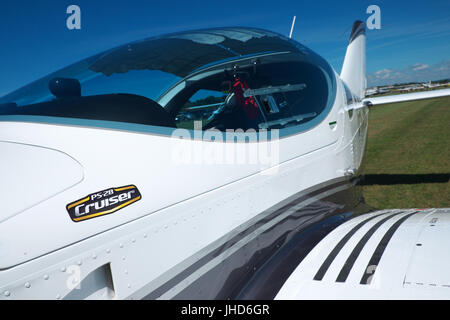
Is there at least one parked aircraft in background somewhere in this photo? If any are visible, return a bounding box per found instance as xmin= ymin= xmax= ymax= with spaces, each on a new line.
xmin=365 ymin=86 xmax=391 ymax=96
xmin=423 ymin=81 xmax=442 ymax=89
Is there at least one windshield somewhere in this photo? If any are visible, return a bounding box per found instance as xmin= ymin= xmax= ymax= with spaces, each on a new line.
xmin=0 ymin=27 xmax=336 ymax=134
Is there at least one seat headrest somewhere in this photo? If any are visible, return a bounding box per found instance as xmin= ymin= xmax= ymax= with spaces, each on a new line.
xmin=49 ymin=78 xmax=81 ymax=98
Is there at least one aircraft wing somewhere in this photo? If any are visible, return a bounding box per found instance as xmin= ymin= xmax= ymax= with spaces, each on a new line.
xmin=276 ymin=208 xmax=450 ymax=299
xmin=363 ymin=88 xmax=450 ymax=106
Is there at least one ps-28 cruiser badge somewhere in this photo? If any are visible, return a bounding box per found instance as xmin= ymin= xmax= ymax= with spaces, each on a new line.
xmin=66 ymin=185 xmax=142 ymax=222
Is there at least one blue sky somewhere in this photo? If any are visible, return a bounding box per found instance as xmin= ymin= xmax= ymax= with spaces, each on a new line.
xmin=0 ymin=0 xmax=449 ymax=96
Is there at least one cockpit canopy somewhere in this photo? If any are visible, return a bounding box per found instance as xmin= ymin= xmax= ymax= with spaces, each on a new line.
xmin=0 ymin=27 xmax=336 ymax=135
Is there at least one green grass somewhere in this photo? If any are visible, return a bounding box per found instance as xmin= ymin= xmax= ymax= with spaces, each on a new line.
xmin=362 ymin=96 xmax=450 ymax=209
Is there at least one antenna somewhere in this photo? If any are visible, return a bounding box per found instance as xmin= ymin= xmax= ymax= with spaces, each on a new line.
xmin=289 ymin=16 xmax=296 ymax=39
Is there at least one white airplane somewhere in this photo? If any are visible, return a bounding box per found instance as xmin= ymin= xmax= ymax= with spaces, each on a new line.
xmin=365 ymin=87 xmax=378 ymax=96
xmin=365 ymin=87 xmax=391 ymax=96
xmin=0 ymin=22 xmax=449 ymax=300
xmin=423 ymin=81 xmax=442 ymax=89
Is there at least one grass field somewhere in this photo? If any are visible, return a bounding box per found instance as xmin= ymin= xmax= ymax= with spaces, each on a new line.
xmin=361 ymin=96 xmax=450 ymax=209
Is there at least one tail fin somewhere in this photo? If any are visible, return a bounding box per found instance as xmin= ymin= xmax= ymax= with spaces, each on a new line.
xmin=340 ymin=21 xmax=366 ymax=99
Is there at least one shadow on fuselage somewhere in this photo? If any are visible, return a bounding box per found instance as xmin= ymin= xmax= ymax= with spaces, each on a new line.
xmin=359 ymin=174 xmax=450 ymax=185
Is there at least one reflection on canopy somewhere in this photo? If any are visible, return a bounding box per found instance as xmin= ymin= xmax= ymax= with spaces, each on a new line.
xmin=89 ymin=28 xmax=303 ymax=78
xmin=0 ymin=27 xmax=312 ymax=109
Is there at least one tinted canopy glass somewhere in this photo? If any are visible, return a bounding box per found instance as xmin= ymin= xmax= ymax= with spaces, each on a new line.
xmin=0 ymin=27 xmax=336 ymax=134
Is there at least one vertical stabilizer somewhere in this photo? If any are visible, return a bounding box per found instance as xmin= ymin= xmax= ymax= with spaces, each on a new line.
xmin=340 ymin=21 xmax=366 ymax=99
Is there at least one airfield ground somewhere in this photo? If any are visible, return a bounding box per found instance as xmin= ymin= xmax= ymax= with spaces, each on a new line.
xmin=361 ymin=96 xmax=450 ymax=209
